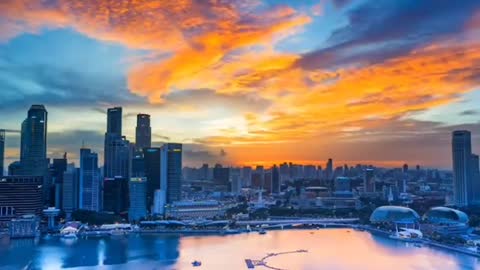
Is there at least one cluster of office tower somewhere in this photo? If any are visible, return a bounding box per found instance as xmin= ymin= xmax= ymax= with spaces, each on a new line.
xmin=0 ymin=105 xmax=182 ymax=222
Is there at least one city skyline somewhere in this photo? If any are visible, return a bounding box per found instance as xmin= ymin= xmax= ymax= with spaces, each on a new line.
xmin=1 ymin=0 xmax=480 ymax=168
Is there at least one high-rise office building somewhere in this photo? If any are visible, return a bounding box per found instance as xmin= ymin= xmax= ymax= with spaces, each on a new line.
xmin=230 ymin=168 xmax=242 ymax=194
xmin=49 ymin=154 xmax=67 ymax=208
xmin=471 ymin=154 xmax=480 ymax=204
xmin=131 ymin=154 xmax=145 ymax=177
xmin=62 ymin=165 xmax=79 ymax=220
xmin=135 ymin=114 xmax=151 ymax=151
xmin=213 ymin=164 xmax=230 ymax=187
xmin=129 ymin=177 xmax=147 ymax=221
xmin=79 ymin=148 xmax=101 ymax=212
xmin=0 ymin=176 xmax=43 ymax=219
xmin=364 ymin=168 xmax=375 ymax=192
xmin=19 ymin=105 xmax=48 ymax=199
xmin=0 ymin=130 xmax=4 ymax=176
xmin=201 ymin=163 xmax=209 ymax=181
xmin=104 ymin=107 xmax=131 ymax=179
xmin=144 ymin=147 xmax=161 ymax=209
xmin=272 ymin=165 xmax=280 ymax=194
xmin=160 ymin=143 xmax=182 ymax=203
xmin=103 ymin=177 xmax=129 ymax=214
xmin=326 ymin=158 xmax=333 ymax=180
xmin=107 ymin=107 xmax=122 ymax=135
xmin=452 ymin=130 xmax=473 ymax=206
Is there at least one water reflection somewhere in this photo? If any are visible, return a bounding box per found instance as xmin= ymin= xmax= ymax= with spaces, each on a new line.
xmin=0 ymin=229 xmax=479 ymax=270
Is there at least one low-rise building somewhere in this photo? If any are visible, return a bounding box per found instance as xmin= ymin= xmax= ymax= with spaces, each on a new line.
xmin=166 ymin=200 xmax=226 ymax=219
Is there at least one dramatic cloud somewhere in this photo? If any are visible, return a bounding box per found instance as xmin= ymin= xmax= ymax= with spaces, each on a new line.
xmin=2 ymin=0 xmax=480 ymax=167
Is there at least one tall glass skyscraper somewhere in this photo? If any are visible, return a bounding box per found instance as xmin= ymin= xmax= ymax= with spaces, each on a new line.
xmin=161 ymin=143 xmax=182 ymax=203
xmin=104 ymin=107 xmax=131 ymax=179
xmin=79 ymin=148 xmax=101 ymax=212
xmin=0 ymin=130 xmax=4 ymax=177
xmin=144 ymin=147 xmax=161 ymax=209
xmin=135 ymin=114 xmax=151 ymax=152
xmin=20 ymin=105 xmax=48 ymax=199
xmin=471 ymin=154 xmax=480 ymax=204
xmin=452 ymin=130 xmax=473 ymax=206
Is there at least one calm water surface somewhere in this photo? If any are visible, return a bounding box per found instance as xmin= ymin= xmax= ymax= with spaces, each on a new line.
xmin=1 ymin=229 xmax=479 ymax=270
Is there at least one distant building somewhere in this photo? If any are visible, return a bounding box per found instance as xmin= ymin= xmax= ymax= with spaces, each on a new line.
xmin=335 ymin=177 xmax=351 ymax=192
xmin=79 ymin=148 xmax=101 ymax=212
xmin=8 ymin=161 xmax=21 ymax=176
xmin=9 ymin=215 xmax=39 ymax=238
xmin=201 ymin=164 xmax=209 ymax=181
xmin=326 ymin=159 xmax=333 ymax=180
xmin=0 ymin=176 xmax=43 ymax=220
xmin=0 ymin=130 xmax=4 ymax=176
xmin=144 ymin=147 xmax=161 ymax=209
xmin=452 ymin=131 xmax=473 ymax=206
xmin=62 ymin=165 xmax=78 ymax=219
xmin=103 ymin=177 xmax=129 ymax=214
xmin=364 ymin=168 xmax=375 ymax=192
xmin=129 ymin=177 xmax=147 ymax=222
xmin=131 ymin=154 xmax=145 ymax=177
xmin=230 ymin=168 xmax=242 ymax=194
xmin=135 ymin=114 xmax=151 ymax=152
xmin=241 ymin=166 xmax=252 ymax=186
xmin=160 ymin=143 xmax=182 ymax=203
xmin=166 ymin=200 xmax=225 ymax=219
xmin=153 ymin=189 xmax=166 ymax=215
xmin=49 ymin=154 xmax=67 ymax=209
xmin=471 ymin=154 xmax=480 ymax=204
xmin=213 ymin=164 xmax=230 ymax=187
xmin=19 ymin=105 xmax=48 ymax=200
xmin=104 ymin=107 xmax=131 ymax=179
xmin=272 ymin=165 xmax=280 ymax=194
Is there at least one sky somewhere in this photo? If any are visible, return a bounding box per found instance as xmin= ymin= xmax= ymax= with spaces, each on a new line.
xmin=1 ymin=0 xmax=480 ymax=169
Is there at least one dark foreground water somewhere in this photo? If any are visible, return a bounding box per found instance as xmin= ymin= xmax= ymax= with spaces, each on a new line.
xmin=1 ymin=229 xmax=480 ymax=270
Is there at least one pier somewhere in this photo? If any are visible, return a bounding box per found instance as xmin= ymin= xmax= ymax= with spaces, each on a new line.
xmin=246 ymin=250 xmax=308 ymax=270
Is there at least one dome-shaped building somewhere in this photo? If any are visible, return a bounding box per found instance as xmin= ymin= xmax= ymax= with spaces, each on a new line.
xmin=421 ymin=207 xmax=470 ymax=237
xmin=370 ymin=206 xmax=420 ymax=224
xmin=423 ymin=207 xmax=468 ymax=225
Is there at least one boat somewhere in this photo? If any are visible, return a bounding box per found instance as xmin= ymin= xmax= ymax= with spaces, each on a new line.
xmin=61 ymin=231 xmax=78 ymax=239
xmin=109 ymin=229 xmax=127 ymax=237
xmin=389 ymin=227 xmax=423 ymax=242
xmin=192 ymin=260 xmax=202 ymax=267
xmin=259 ymin=229 xmax=267 ymax=235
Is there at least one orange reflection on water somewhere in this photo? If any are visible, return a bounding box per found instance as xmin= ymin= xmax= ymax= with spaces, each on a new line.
xmin=174 ymin=229 xmax=479 ymax=270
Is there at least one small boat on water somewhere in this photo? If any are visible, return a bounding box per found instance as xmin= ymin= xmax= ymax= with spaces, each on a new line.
xmin=62 ymin=232 xmax=78 ymax=239
xmin=259 ymin=229 xmax=267 ymax=235
xmin=192 ymin=260 xmax=202 ymax=267
xmin=109 ymin=229 xmax=127 ymax=237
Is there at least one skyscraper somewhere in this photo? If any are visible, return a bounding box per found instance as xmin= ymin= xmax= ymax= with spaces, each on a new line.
xmin=364 ymin=168 xmax=375 ymax=192
xmin=135 ymin=114 xmax=151 ymax=151
xmin=272 ymin=165 xmax=280 ymax=194
xmin=129 ymin=177 xmax=147 ymax=221
xmin=107 ymin=107 xmax=122 ymax=135
xmin=19 ymin=105 xmax=48 ymax=199
xmin=62 ymin=164 xmax=79 ymax=220
xmin=452 ymin=130 xmax=473 ymax=206
xmin=50 ymin=154 xmax=67 ymax=208
xmin=160 ymin=143 xmax=182 ymax=203
xmin=104 ymin=107 xmax=131 ymax=179
xmin=0 ymin=130 xmax=4 ymax=176
xmin=79 ymin=148 xmax=101 ymax=212
xmin=103 ymin=177 xmax=129 ymax=214
xmin=144 ymin=147 xmax=161 ymax=209
xmin=326 ymin=158 xmax=333 ymax=180
xmin=471 ymin=154 xmax=480 ymax=204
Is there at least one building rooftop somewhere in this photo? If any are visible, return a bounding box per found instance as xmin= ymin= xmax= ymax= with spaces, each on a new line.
xmin=423 ymin=207 xmax=469 ymax=225
xmin=370 ymin=206 xmax=420 ymax=224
